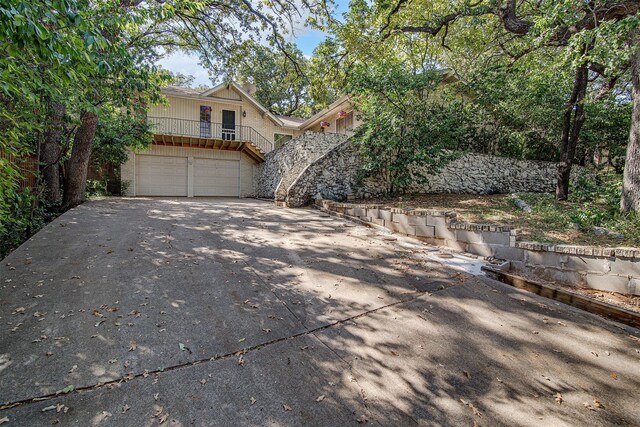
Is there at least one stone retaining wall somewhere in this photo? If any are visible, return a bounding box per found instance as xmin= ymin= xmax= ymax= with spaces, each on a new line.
xmin=252 ymin=132 xmax=348 ymax=199
xmin=316 ymin=199 xmax=640 ymax=295
xmin=280 ymin=139 xmax=585 ymax=207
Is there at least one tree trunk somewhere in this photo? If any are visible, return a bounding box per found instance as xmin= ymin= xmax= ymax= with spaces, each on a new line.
xmin=41 ymin=100 xmax=65 ymax=204
xmin=62 ymin=111 xmax=98 ymax=211
xmin=621 ymin=44 xmax=640 ymax=213
xmin=556 ymin=65 xmax=589 ymax=200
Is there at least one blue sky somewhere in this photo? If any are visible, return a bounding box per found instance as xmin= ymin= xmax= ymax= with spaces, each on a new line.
xmin=157 ymin=1 xmax=350 ymax=87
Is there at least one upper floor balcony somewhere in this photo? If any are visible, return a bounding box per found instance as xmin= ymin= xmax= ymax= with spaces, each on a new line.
xmin=148 ymin=116 xmax=273 ymax=162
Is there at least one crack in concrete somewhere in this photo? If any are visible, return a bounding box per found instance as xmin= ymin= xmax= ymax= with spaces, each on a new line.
xmin=0 ymin=286 xmax=441 ymax=412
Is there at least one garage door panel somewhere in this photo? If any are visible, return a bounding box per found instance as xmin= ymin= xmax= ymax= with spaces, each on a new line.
xmin=136 ymin=155 xmax=187 ymax=196
xmin=194 ymin=158 xmax=239 ymax=197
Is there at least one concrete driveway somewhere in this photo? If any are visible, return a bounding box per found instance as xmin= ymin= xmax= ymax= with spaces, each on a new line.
xmin=0 ymin=198 xmax=639 ymax=426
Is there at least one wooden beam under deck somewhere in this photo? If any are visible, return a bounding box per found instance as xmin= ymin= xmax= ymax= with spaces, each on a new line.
xmin=152 ymin=134 xmax=265 ymax=162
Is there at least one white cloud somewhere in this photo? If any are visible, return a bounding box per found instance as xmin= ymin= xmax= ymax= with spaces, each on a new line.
xmin=156 ymin=51 xmax=213 ymax=87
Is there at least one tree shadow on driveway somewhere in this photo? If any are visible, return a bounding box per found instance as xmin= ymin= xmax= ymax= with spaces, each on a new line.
xmin=1 ymin=198 xmax=638 ymax=426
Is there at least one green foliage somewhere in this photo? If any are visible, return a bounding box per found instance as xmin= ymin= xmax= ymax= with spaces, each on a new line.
xmin=567 ymin=171 xmax=627 ymax=229
xmin=234 ymin=42 xmax=313 ymax=117
xmin=92 ymin=111 xmax=154 ymax=166
xmin=85 ymin=178 xmax=110 ymax=197
xmin=0 ymin=188 xmax=46 ymax=259
xmin=349 ymin=63 xmax=457 ymax=194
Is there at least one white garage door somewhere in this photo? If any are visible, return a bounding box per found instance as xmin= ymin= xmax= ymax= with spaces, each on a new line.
xmin=194 ymin=158 xmax=240 ymax=197
xmin=135 ymin=155 xmax=188 ymax=196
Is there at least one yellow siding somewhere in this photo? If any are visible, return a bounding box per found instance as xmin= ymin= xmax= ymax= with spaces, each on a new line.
xmin=215 ymin=87 xmax=242 ymax=100
xmin=149 ymin=95 xmax=241 ymax=124
xmin=149 ymin=93 xmax=302 ymax=149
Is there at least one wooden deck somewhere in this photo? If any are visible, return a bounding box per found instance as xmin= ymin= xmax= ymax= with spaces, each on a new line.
xmin=153 ymin=134 xmax=265 ymax=162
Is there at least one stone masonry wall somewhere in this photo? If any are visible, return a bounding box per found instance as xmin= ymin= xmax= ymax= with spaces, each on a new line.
xmin=282 ymin=139 xmax=585 ymax=207
xmin=316 ymin=199 xmax=640 ymax=296
xmin=252 ymin=132 xmax=348 ymax=199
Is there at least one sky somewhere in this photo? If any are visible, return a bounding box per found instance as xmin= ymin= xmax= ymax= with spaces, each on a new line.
xmin=156 ymin=2 xmax=350 ymax=87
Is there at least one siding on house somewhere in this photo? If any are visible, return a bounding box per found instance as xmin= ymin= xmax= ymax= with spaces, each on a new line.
xmin=148 ymin=86 xmax=303 ymax=147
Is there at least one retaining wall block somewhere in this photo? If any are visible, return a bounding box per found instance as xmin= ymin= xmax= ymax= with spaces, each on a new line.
xmin=434 ymin=225 xmax=456 ymax=240
xmin=585 ymin=274 xmax=634 ymax=295
xmin=415 ymin=225 xmax=435 ymax=238
xmin=379 ymin=210 xmax=392 ymax=221
xmin=353 ymin=207 xmax=367 ymax=217
xmin=407 ymin=215 xmax=427 ymax=226
xmin=443 ymin=239 xmax=468 ymax=253
xmin=387 ymin=221 xmax=416 ymax=236
xmin=525 ymin=250 xmax=568 ymax=269
xmin=371 ymin=218 xmax=385 ymax=227
xmin=391 ymin=213 xmax=410 ymax=225
xmin=533 ymin=266 xmax=585 ymax=287
xmin=493 ymin=246 xmax=526 ymax=262
xmin=466 ymin=243 xmax=495 ymax=257
xmin=426 ymin=215 xmax=448 ymax=228
xmin=606 ymin=258 xmax=640 ymax=276
xmin=481 ymin=231 xmax=511 ymax=246
xmin=563 ymin=255 xmax=614 ymax=274
xmin=366 ymin=208 xmax=381 ymax=220
xmin=455 ymin=230 xmax=484 ymax=244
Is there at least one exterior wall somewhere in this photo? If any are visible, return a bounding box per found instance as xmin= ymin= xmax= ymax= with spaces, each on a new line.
xmin=149 ymin=93 xmax=302 ymax=148
xmin=304 ymin=98 xmax=363 ymax=135
xmin=121 ymin=145 xmax=257 ymax=197
xmin=239 ymin=99 xmax=302 ymax=148
xmin=316 ymin=199 xmax=640 ymax=295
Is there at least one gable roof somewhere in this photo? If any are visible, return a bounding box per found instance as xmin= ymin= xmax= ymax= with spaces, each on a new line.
xmin=200 ymin=82 xmax=284 ymax=126
xmin=298 ymin=95 xmax=352 ymax=130
xmin=276 ymin=115 xmax=306 ymax=128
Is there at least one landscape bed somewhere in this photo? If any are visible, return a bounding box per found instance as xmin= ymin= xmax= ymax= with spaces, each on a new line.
xmin=315 ymin=197 xmax=640 ymax=298
xmin=357 ymin=193 xmax=640 ymax=247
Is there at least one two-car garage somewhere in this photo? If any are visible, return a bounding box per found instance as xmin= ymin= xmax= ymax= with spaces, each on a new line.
xmin=123 ymin=146 xmax=255 ymax=198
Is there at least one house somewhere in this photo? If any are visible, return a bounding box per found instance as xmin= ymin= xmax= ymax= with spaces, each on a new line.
xmin=121 ymin=82 xmax=361 ymax=198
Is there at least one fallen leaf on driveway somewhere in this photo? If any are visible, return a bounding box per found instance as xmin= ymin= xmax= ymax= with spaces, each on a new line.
xmin=251 ymin=397 xmax=257 ymax=405
xmin=42 ymin=405 xmax=56 ymax=412
xmin=69 ymin=365 xmax=77 ymax=374
xmin=129 ymin=341 xmax=137 ymax=351
xmin=316 ymin=395 xmax=325 ymax=402
xmin=122 ymin=404 xmax=130 ymax=413
xmin=200 ymin=379 xmax=207 ymax=385
xmin=0 ymin=416 xmax=8 ymax=424
xmin=238 ymin=355 xmax=245 ymax=366
xmin=58 ymin=385 xmax=74 ymax=395
xmin=460 ymin=398 xmax=481 ymax=416
xmin=357 ymin=414 xmax=368 ymax=423
xmin=262 ymin=328 xmax=271 ymax=333
xmin=611 ymin=373 xmax=618 ymax=380
xmin=282 ymin=404 xmax=292 ymax=411
xmin=13 ymin=307 xmax=26 ymax=314
xmin=555 ymin=393 xmax=563 ymax=404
